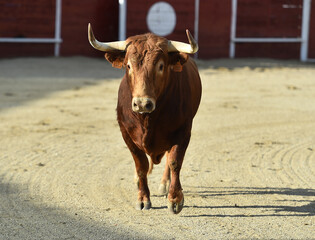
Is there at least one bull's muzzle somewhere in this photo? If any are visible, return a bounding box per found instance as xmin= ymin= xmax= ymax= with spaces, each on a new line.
xmin=132 ymin=97 xmax=156 ymax=113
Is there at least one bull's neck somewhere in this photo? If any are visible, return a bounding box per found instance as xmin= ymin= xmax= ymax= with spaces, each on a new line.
xmin=135 ymin=111 xmax=156 ymax=130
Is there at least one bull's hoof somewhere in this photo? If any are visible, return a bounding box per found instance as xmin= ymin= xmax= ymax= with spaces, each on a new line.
xmin=158 ymin=183 xmax=168 ymax=196
xmin=168 ymin=197 xmax=184 ymax=214
xmin=136 ymin=201 xmax=152 ymax=210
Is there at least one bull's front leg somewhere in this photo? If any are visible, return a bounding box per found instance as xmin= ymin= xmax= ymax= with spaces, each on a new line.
xmin=130 ymin=149 xmax=152 ymax=210
xmin=119 ymin=126 xmax=151 ymax=210
xmin=167 ymin=135 xmax=190 ymax=214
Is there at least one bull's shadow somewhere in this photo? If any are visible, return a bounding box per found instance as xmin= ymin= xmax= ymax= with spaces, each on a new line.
xmin=183 ymin=186 xmax=315 ymax=218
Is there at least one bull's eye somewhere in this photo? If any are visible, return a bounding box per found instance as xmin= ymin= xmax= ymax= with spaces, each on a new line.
xmin=127 ymin=64 xmax=131 ymax=70
xmin=159 ymin=63 xmax=164 ymax=72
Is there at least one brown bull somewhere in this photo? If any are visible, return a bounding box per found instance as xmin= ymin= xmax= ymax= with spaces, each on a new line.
xmin=88 ymin=24 xmax=202 ymax=214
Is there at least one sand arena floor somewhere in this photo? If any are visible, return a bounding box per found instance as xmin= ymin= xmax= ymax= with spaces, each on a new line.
xmin=0 ymin=57 xmax=314 ymax=239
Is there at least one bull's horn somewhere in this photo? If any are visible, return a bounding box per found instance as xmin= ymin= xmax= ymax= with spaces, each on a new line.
xmin=88 ymin=23 xmax=127 ymax=52
xmin=168 ymin=29 xmax=198 ymax=54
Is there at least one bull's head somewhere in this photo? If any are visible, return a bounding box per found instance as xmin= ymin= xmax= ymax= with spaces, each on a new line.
xmin=88 ymin=23 xmax=198 ymax=114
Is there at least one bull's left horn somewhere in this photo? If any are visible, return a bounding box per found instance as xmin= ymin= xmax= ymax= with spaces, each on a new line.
xmin=88 ymin=23 xmax=127 ymax=52
xmin=167 ymin=29 xmax=198 ymax=54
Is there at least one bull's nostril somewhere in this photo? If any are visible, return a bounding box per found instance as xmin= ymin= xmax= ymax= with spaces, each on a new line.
xmin=145 ymin=102 xmax=153 ymax=111
xmin=133 ymin=102 xmax=137 ymax=107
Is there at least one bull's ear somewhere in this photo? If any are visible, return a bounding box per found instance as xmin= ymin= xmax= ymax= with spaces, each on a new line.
xmin=105 ymin=52 xmax=126 ymax=69
xmin=168 ymin=52 xmax=189 ymax=72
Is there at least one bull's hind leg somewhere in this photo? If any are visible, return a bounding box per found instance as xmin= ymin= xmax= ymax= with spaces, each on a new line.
xmin=167 ymin=134 xmax=191 ymax=214
xmin=119 ymin=127 xmax=151 ymax=210
xmin=158 ymin=154 xmax=170 ymax=196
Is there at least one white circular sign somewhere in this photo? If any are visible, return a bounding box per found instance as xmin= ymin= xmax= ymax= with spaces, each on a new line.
xmin=146 ymin=2 xmax=176 ymax=36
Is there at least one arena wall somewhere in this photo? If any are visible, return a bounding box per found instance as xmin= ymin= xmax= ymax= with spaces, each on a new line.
xmin=0 ymin=0 xmax=314 ymax=59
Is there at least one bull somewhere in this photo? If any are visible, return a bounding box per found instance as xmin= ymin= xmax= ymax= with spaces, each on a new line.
xmin=88 ymin=24 xmax=202 ymax=214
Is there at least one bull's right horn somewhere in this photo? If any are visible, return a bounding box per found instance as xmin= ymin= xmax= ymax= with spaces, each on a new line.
xmin=88 ymin=23 xmax=127 ymax=52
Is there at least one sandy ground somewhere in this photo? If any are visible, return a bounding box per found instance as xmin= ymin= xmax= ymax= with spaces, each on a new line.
xmin=0 ymin=57 xmax=314 ymax=239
